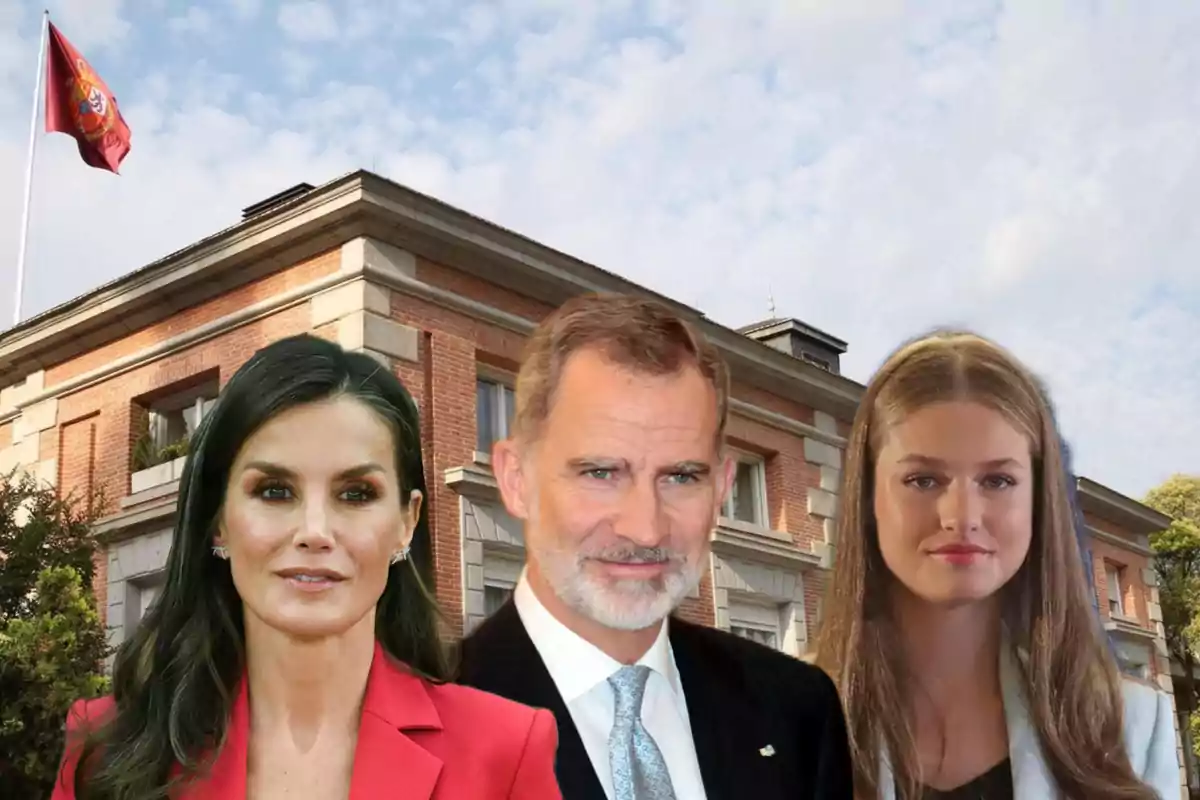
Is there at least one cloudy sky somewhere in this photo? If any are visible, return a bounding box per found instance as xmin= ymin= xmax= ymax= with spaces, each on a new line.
xmin=0 ymin=0 xmax=1197 ymax=500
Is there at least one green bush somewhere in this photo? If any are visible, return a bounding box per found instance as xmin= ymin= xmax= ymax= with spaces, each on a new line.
xmin=0 ymin=471 xmax=109 ymax=797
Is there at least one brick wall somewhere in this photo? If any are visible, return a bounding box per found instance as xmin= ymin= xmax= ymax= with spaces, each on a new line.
xmin=12 ymin=239 xmax=847 ymax=652
xmin=1090 ymin=536 xmax=1151 ymax=628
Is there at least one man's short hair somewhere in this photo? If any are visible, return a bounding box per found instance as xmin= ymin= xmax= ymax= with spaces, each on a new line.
xmin=513 ymin=292 xmax=730 ymax=443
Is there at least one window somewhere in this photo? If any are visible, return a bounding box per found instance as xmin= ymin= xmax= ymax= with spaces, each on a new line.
xmin=476 ymin=379 xmax=515 ymax=453
xmin=1106 ymin=564 xmax=1125 ymax=616
xmin=800 ymin=352 xmax=832 ymax=371
xmin=728 ymin=599 xmax=783 ymax=652
xmin=133 ymin=381 xmax=218 ymax=472
xmin=1118 ymin=658 xmax=1150 ymax=681
xmin=731 ymin=625 xmax=778 ymax=649
xmin=722 ymin=457 xmax=767 ymax=526
xmin=484 ymin=584 xmax=513 ymax=616
xmin=480 ymin=550 xmax=522 ymax=620
xmin=1113 ymin=639 xmax=1152 ymax=681
xmin=149 ymin=396 xmax=214 ymax=451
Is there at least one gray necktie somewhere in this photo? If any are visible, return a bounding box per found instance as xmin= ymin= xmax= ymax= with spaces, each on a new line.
xmin=607 ymin=665 xmax=677 ymax=800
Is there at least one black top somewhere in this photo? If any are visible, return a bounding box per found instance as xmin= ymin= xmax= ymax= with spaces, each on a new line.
xmin=454 ymin=600 xmax=855 ymax=800
xmin=918 ymin=758 xmax=1013 ymax=800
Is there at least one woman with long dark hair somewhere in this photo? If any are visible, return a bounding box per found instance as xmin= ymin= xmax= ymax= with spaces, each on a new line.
xmin=53 ymin=334 xmax=560 ymax=799
xmin=814 ymin=329 xmax=1177 ymax=799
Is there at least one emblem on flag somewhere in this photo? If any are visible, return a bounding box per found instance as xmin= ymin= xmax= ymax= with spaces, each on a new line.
xmin=65 ymin=58 xmax=117 ymax=142
xmin=44 ymin=22 xmax=131 ymax=173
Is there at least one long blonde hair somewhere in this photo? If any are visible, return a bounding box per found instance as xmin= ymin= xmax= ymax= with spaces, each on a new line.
xmin=814 ymin=329 xmax=1157 ymax=800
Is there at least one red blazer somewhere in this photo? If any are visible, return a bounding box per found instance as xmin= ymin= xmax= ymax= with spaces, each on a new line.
xmin=53 ymin=642 xmax=562 ymax=799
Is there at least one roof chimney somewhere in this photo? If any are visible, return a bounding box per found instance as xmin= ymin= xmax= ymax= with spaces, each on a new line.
xmin=241 ymin=182 xmax=316 ymax=220
xmin=739 ymin=317 xmax=848 ymax=375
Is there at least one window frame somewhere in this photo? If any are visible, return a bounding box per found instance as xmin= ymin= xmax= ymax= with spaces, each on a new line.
xmin=727 ymin=597 xmax=784 ymax=652
xmin=1106 ymin=563 xmax=1126 ymax=617
xmin=721 ymin=452 xmax=769 ymax=528
xmin=475 ymin=374 xmax=516 ymax=459
xmin=480 ymin=549 xmax=522 ymax=619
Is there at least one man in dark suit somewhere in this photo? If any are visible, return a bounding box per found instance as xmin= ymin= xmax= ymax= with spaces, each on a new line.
xmin=456 ymin=293 xmax=853 ymax=800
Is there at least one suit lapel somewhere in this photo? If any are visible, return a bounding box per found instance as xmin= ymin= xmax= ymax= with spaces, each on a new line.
xmin=349 ymin=642 xmax=444 ymax=799
xmin=182 ymin=644 xmax=445 ymax=800
xmin=999 ymin=644 xmax=1055 ymax=798
xmin=874 ymin=645 xmax=1050 ymax=798
xmin=461 ymin=602 xmax=606 ymax=800
xmin=877 ymin=750 xmax=897 ymax=800
xmin=669 ymin=620 xmax=778 ymax=800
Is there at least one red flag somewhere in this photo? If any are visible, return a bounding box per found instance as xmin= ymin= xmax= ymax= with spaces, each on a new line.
xmin=44 ymin=22 xmax=131 ymax=173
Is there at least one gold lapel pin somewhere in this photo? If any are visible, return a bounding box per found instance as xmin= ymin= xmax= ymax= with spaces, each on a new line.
xmin=759 ymin=745 xmax=776 ymax=757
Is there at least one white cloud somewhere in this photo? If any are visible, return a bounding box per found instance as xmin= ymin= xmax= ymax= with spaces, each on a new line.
xmin=47 ymin=0 xmax=131 ymax=51
xmin=0 ymin=0 xmax=1197 ymax=499
xmin=277 ymin=1 xmax=338 ymax=42
xmin=168 ymin=7 xmax=215 ymax=37
xmin=225 ymin=0 xmax=262 ymax=21
xmin=279 ymin=49 xmax=316 ymax=89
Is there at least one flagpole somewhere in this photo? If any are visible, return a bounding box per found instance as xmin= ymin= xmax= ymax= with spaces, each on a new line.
xmin=13 ymin=10 xmax=49 ymax=328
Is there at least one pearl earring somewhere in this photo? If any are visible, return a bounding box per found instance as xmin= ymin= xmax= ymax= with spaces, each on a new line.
xmin=211 ymin=545 xmax=228 ymax=560
xmin=389 ymin=545 xmax=410 ymax=565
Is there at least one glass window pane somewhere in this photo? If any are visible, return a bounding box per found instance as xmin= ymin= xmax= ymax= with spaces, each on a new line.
xmin=1106 ymin=567 xmax=1123 ymax=615
xmin=731 ymin=625 xmax=778 ymax=650
xmin=484 ymin=585 xmax=512 ymax=617
xmin=502 ymin=385 xmax=516 ymax=438
xmin=733 ymin=462 xmax=760 ymax=524
xmin=476 ymin=380 xmax=495 ymax=452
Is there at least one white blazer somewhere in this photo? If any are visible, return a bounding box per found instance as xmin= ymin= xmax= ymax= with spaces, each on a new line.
xmin=876 ymin=644 xmax=1181 ymax=799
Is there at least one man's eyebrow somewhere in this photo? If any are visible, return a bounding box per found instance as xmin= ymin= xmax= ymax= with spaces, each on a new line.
xmin=665 ymin=461 xmax=711 ymax=474
xmin=566 ymin=457 xmax=629 ymax=470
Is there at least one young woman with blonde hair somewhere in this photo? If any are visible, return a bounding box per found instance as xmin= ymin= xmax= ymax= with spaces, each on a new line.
xmin=815 ymin=329 xmax=1178 ymax=799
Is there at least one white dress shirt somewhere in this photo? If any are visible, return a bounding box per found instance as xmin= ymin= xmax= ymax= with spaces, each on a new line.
xmin=513 ymin=572 xmax=709 ymax=800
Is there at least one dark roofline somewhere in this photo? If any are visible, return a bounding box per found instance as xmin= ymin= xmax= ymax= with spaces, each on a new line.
xmin=738 ymin=317 xmax=849 ymax=353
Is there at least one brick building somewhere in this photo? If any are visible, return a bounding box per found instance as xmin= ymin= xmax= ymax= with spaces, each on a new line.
xmin=0 ymin=170 xmax=1182 ymax=795
xmin=1076 ymin=479 xmax=1188 ymax=792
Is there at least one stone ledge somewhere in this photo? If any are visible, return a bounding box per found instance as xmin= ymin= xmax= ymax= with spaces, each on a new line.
xmin=336 ymin=311 xmax=419 ymax=363
xmin=121 ymin=478 xmax=181 ymax=509
xmin=819 ymin=465 xmax=840 ymax=492
xmin=444 ymin=463 xmax=500 ymax=501
xmin=12 ymin=398 xmax=58 ymax=442
xmin=341 ymin=236 xmax=417 ymax=280
xmin=803 ymin=438 xmax=842 ymax=469
xmin=310 ymin=279 xmax=390 ymax=327
xmin=94 ymin=495 xmax=178 ymax=543
xmin=0 ymin=370 xmax=44 ymax=417
xmin=813 ymin=410 xmax=839 ymax=436
xmin=712 ymin=524 xmax=823 ymax=570
xmin=807 ymin=488 xmax=837 ymax=519
xmin=0 ymin=436 xmax=39 ymax=474
xmin=1105 ymin=618 xmax=1159 ymax=642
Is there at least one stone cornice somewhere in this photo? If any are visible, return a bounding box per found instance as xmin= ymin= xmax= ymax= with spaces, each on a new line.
xmin=0 ymin=269 xmax=357 ymax=424
xmin=1087 ymin=524 xmax=1154 ymax=558
xmin=93 ymin=493 xmax=177 ymax=543
xmin=443 ymin=463 xmax=500 ymax=501
xmin=0 ymin=171 xmax=864 ymax=419
xmin=1104 ymin=617 xmax=1159 ymax=642
xmin=711 ymin=523 xmax=824 ymax=570
xmin=0 ymin=177 xmax=366 ymax=386
xmin=1078 ymin=476 xmax=1171 ymax=536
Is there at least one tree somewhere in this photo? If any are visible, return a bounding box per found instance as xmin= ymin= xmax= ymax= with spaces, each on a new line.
xmin=0 ymin=471 xmax=109 ymax=797
xmin=1145 ymin=474 xmax=1200 ymax=750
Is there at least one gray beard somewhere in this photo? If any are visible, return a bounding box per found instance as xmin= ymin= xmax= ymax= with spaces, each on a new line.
xmin=531 ymin=539 xmax=705 ymax=631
